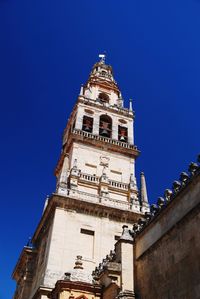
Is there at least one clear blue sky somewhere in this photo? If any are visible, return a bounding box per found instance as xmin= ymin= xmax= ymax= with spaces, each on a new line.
xmin=0 ymin=1 xmax=200 ymax=298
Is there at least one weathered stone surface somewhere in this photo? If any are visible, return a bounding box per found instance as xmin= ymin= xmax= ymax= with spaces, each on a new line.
xmin=135 ymin=183 xmax=200 ymax=299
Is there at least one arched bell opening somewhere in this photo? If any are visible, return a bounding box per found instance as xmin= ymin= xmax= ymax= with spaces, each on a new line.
xmin=98 ymin=92 xmax=110 ymax=104
xmin=99 ymin=114 xmax=112 ymax=138
xmin=82 ymin=116 xmax=93 ymax=133
xmin=118 ymin=125 xmax=128 ymax=142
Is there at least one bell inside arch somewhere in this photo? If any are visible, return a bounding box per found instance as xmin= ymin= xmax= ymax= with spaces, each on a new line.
xmin=99 ymin=115 xmax=112 ymax=138
xmin=120 ymin=135 xmax=126 ymax=141
xmin=118 ymin=126 xmax=128 ymax=142
xmin=84 ymin=120 xmax=91 ymax=131
xmin=82 ymin=116 xmax=93 ymax=133
xmin=101 ymin=122 xmax=109 ymax=136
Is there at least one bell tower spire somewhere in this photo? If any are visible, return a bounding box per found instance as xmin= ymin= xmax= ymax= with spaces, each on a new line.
xmin=12 ymin=57 xmax=149 ymax=299
xmin=55 ymin=56 xmax=142 ymax=211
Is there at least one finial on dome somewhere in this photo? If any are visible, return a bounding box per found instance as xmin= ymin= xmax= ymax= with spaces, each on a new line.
xmin=99 ymin=53 xmax=106 ymax=64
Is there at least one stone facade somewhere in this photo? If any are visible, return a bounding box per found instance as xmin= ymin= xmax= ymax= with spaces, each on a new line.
xmin=89 ymin=157 xmax=200 ymax=299
xmin=12 ymin=56 xmax=200 ymax=299
xmin=12 ymin=56 xmax=149 ymax=299
xmin=136 ymin=204 xmax=200 ymax=298
xmin=135 ymin=165 xmax=200 ymax=299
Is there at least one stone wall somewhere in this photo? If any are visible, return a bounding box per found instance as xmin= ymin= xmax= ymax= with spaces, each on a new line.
xmin=135 ymin=176 xmax=200 ymax=299
xmin=43 ymin=206 xmax=129 ymax=289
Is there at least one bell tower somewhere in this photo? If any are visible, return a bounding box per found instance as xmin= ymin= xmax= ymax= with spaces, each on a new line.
xmin=12 ymin=56 xmax=149 ymax=299
xmin=55 ymin=55 xmax=144 ymax=210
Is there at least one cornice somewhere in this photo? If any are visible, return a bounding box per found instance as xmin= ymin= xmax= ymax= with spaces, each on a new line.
xmin=78 ymin=97 xmax=134 ymax=119
xmin=12 ymin=246 xmax=37 ymax=281
xmin=32 ymin=193 xmax=142 ymax=244
xmin=66 ymin=130 xmax=140 ymax=157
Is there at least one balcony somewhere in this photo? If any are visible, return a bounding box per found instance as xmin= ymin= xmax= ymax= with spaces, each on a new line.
xmin=79 ymin=172 xmax=129 ymax=191
xmin=79 ymin=172 xmax=100 ymax=184
xmin=71 ymin=128 xmax=138 ymax=151
xmin=78 ymin=95 xmax=133 ymax=117
xmin=57 ymin=187 xmax=133 ymax=211
xmin=109 ymin=179 xmax=129 ymax=190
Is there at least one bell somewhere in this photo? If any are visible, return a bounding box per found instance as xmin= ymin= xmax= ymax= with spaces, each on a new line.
xmin=119 ymin=128 xmax=127 ymax=141
xmin=84 ymin=125 xmax=90 ymax=131
xmin=101 ymin=129 xmax=109 ymax=136
xmin=83 ymin=119 xmax=92 ymax=132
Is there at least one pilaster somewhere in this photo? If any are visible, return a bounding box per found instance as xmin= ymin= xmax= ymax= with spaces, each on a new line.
xmin=115 ymin=226 xmax=135 ymax=298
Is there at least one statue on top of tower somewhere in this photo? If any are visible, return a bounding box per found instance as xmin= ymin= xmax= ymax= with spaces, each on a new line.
xmin=99 ymin=53 xmax=106 ymax=64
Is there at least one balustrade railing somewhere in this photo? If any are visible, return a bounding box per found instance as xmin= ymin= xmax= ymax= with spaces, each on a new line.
xmin=57 ymin=187 xmax=132 ymax=210
xmin=79 ymin=173 xmax=99 ymax=183
xmin=71 ymin=128 xmax=137 ymax=150
xmin=79 ymin=172 xmax=129 ymax=191
xmin=109 ymin=179 xmax=129 ymax=190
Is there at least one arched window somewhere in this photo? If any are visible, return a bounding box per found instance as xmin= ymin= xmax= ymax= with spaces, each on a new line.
xmin=82 ymin=116 xmax=93 ymax=133
xmin=98 ymin=92 xmax=110 ymax=104
xmin=99 ymin=115 xmax=112 ymax=138
xmin=118 ymin=125 xmax=128 ymax=142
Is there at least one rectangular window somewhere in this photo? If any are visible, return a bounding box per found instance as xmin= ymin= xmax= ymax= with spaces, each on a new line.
xmin=85 ymin=163 xmax=97 ymax=169
xmin=80 ymin=228 xmax=94 ymax=236
xmin=80 ymin=228 xmax=95 ymax=259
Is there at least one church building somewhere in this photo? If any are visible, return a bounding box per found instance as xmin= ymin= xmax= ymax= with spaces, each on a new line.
xmin=12 ymin=56 xmax=149 ymax=299
xmin=12 ymin=56 xmax=200 ymax=299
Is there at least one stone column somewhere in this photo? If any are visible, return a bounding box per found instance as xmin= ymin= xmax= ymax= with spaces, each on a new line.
xmin=129 ymin=175 xmax=140 ymax=213
xmin=140 ymin=172 xmax=150 ymax=213
xmin=59 ymin=154 xmax=69 ymax=185
xmin=99 ymin=168 xmax=109 ymax=199
xmin=93 ymin=112 xmax=100 ymax=135
xmin=75 ymin=106 xmax=84 ymax=130
xmin=69 ymin=159 xmax=80 ymax=189
xmin=112 ymin=116 xmax=119 ymax=140
xmin=57 ymin=154 xmax=70 ymax=195
xmin=128 ymin=120 xmax=134 ymax=144
xmin=115 ymin=226 xmax=135 ymax=299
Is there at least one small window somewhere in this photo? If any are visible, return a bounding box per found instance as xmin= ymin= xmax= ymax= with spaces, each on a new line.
xmin=82 ymin=116 xmax=93 ymax=133
xmin=99 ymin=114 xmax=112 ymax=138
xmin=118 ymin=126 xmax=128 ymax=142
xmin=80 ymin=228 xmax=94 ymax=236
xmin=101 ymin=71 xmax=107 ymax=76
xmin=98 ymin=92 xmax=110 ymax=103
xmin=80 ymin=228 xmax=95 ymax=259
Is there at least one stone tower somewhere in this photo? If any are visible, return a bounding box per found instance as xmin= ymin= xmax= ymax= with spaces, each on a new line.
xmin=12 ymin=55 xmax=149 ymax=299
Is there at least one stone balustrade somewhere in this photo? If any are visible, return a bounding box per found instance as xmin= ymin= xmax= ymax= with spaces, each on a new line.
xmin=78 ymin=95 xmax=133 ymax=117
xmin=79 ymin=173 xmax=100 ymax=183
xmin=109 ymin=179 xmax=129 ymax=190
xmin=71 ymin=128 xmax=137 ymax=150
xmin=79 ymin=172 xmax=129 ymax=191
xmin=57 ymin=187 xmax=132 ymax=211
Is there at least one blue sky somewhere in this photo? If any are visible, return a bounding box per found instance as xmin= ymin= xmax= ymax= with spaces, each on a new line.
xmin=0 ymin=1 xmax=200 ymax=298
